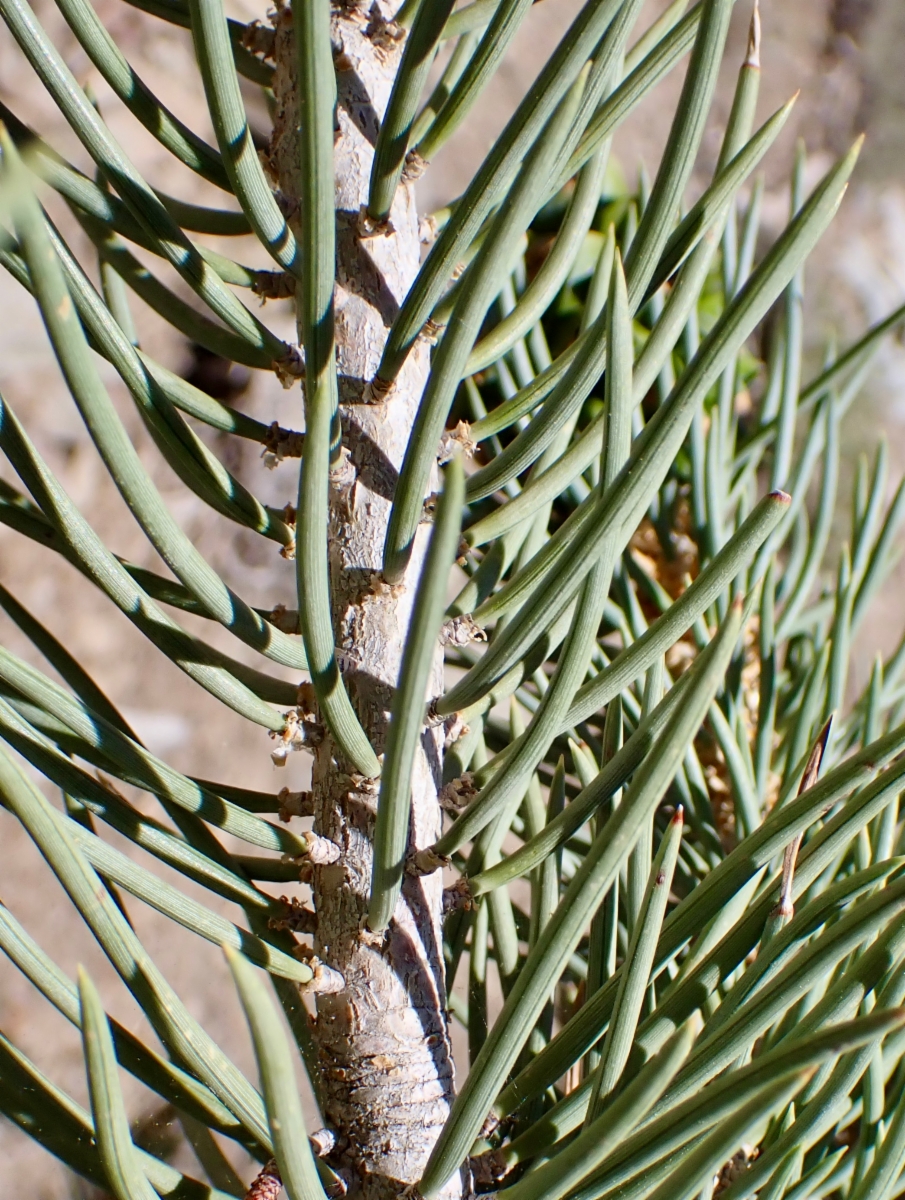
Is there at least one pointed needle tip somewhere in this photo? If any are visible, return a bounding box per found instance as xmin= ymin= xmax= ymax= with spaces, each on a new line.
xmin=796 ymin=717 xmax=833 ymax=797
xmin=819 ymin=714 xmax=834 ymax=745
xmin=745 ymin=1 xmax=761 ymax=67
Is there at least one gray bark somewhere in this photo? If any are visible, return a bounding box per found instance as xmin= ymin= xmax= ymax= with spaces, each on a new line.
xmin=270 ymin=4 xmax=459 ymax=1197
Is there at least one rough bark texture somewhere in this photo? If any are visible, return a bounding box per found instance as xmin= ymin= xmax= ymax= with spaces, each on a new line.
xmin=270 ymin=5 xmax=458 ymax=1198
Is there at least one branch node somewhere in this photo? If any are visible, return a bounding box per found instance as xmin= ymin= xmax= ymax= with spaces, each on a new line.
xmin=442 ymin=877 xmax=474 ymax=915
xmin=272 ymin=345 xmax=304 ymax=387
xmin=440 ymin=613 xmax=486 ymax=646
xmin=408 ymin=846 xmax=450 ymax=877
xmin=253 ymin=270 xmax=296 ymax=301
xmin=267 ymin=603 xmax=299 ymax=634
xmin=242 ymin=19 xmax=276 ymax=59
xmin=278 ymin=786 xmax=313 ymax=820
xmin=269 ymin=895 xmax=318 ymax=933
xmin=311 ymin=1127 xmax=337 ymax=1157
xmin=439 ymin=772 xmax=477 ymax=814
xmin=438 ymin=420 xmax=476 ymax=464
xmin=421 ymin=317 xmax=444 ymax=344
xmin=356 ymin=205 xmax=395 ymax=239
xmin=301 ymin=830 xmax=342 ymax=864
xmin=364 ymin=2 xmax=405 ymax=55
xmin=300 ymin=959 xmax=346 ymax=995
xmin=358 ymin=913 xmax=387 ymax=946
xmin=261 ymin=421 xmax=305 ymax=468
xmin=332 ymin=36 xmax=355 ymax=72
xmin=403 ymin=149 xmax=428 ymax=182
xmin=273 ymin=189 xmax=300 ymax=220
xmin=470 ymin=1146 xmax=508 ymax=1188
xmin=297 ymin=681 xmax=317 ymax=716
xmin=426 ymin=704 xmax=470 ymax=747
xmin=362 ymin=374 xmax=394 ymax=404
xmin=270 ymin=710 xmax=324 ymax=765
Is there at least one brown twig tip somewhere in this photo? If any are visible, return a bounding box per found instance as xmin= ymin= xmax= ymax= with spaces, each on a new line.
xmin=745 ymin=1 xmax=761 ymax=68
xmin=244 ymin=1159 xmax=281 ymax=1200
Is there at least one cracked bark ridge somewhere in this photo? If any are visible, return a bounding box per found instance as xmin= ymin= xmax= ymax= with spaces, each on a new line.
xmin=270 ymin=4 xmax=458 ymax=1198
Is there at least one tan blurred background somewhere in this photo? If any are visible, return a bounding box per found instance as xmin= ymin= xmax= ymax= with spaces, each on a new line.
xmin=2 ymin=0 xmax=905 ymax=1194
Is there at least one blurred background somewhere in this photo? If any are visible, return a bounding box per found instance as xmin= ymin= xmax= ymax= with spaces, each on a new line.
xmin=2 ymin=0 xmax=905 ymax=1193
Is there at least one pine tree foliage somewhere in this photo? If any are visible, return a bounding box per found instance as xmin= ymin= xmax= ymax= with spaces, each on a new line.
xmin=2 ymin=0 xmax=905 ymax=1197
